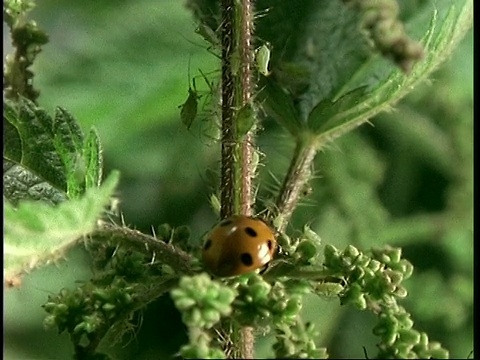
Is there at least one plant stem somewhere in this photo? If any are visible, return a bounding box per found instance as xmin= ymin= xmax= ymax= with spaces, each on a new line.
xmin=220 ymin=0 xmax=256 ymax=357
xmin=220 ymin=0 xmax=237 ymax=219
xmin=90 ymin=225 xmax=195 ymax=275
xmin=275 ymin=135 xmax=318 ymax=232
xmin=238 ymin=0 xmax=255 ymax=217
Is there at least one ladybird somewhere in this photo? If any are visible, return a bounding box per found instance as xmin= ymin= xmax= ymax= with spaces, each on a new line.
xmin=202 ymin=215 xmax=276 ymax=277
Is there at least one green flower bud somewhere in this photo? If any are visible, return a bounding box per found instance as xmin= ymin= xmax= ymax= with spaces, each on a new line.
xmin=250 ymin=281 xmax=272 ymax=300
xmin=102 ymin=303 xmax=115 ymax=312
xmin=388 ymin=247 xmax=402 ymax=264
xmin=323 ymin=244 xmax=340 ymax=266
xmin=350 ymin=266 xmax=365 ymax=282
xmin=398 ymin=328 xmax=421 ymax=345
xmin=174 ymin=297 xmax=196 ymax=310
xmin=173 ymin=225 xmax=191 ymax=243
xmin=341 ymin=283 xmax=367 ymax=310
xmin=302 ymin=225 xmax=320 ymax=242
xmin=394 ymin=286 xmax=407 ymax=298
xmin=296 ymin=240 xmax=318 ymax=261
xmin=368 ymin=259 xmax=382 ymax=272
xmin=399 ymin=260 xmax=414 ymax=279
xmin=343 ymin=245 xmax=360 ymax=260
xmin=156 ymin=223 xmax=173 ymax=242
xmin=284 ymin=297 xmax=302 ymax=318
xmin=43 ymin=315 xmax=56 ymax=329
xmin=315 ymin=282 xmax=344 ymax=297
xmin=202 ymin=308 xmax=221 ymax=325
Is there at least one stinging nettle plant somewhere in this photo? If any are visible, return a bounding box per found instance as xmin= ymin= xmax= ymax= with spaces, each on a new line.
xmin=3 ymin=0 xmax=472 ymax=359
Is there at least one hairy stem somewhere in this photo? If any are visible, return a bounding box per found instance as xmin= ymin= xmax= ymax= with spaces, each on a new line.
xmin=220 ymin=0 xmax=237 ymax=218
xmin=275 ymin=136 xmax=318 ymax=232
xmin=90 ymin=225 xmax=195 ymax=275
xmin=236 ymin=0 xmax=256 ymax=353
xmin=238 ymin=0 xmax=255 ymax=217
xmin=220 ymin=0 xmax=256 ymax=357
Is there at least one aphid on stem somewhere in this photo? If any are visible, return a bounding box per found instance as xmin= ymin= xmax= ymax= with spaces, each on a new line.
xmin=195 ymin=23 xmax=220 ymax=48
xmin=179 ymin=62 xmax=219 ymax=132
xmin=193 ymin=22 xmax=222 ymax=59
xmin=255 ymin=42 xmax=272 ymax=76
xmin=235 ymin=101 xmax=256 ymax=139
xmin=179 ymin=59 xmax=202 ymax=130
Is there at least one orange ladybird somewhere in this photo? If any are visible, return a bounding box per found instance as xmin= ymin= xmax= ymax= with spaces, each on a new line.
xmin=202 ymin=215 xmax=276 ymax=277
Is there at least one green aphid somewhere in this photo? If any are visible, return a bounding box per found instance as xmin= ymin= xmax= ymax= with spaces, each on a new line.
xmin=209 ymin=193 xmax=221 ymax=216
xmin=195 ymin=23 xmax=219 ymax=47
xmin=236 ymin=102 xmax=256 ymax=138
xmin=179 ymin=78 xmax=201 ymax=129
xmin=255 ymin=43 xmax=272 ymax=76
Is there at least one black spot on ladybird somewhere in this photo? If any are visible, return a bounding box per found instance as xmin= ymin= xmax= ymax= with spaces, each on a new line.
xmin=267 ymin=240 xmax=273 ymax=250
xmin=240 ymin=253 xmax=253 ymax=266
xmin=244 ymin=227 xmax=257 ymax=237
xmin=219 ymin=219 xmax=233 ymax=227
xmin=203 ymin=239 xmax=212 ymax=250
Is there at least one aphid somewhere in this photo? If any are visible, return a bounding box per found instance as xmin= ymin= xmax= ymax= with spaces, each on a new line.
xmin=255 ymin=43 xmax=272 ymax=76
xmin=195 ymin=23 xmax=219 ymax=48
xmin=209 ymin=193 xmax=221 ymax=216
xmin=236 ymin=101 xmax=256 ymax=139
xmin=179 ymin=77 xmax=201 ymax=130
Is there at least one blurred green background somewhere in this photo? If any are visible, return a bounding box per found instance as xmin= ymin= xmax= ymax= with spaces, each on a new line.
xmin=4 ymin=0 xmax=472 ymax=359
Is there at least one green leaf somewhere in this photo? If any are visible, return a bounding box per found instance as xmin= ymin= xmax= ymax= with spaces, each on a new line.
xmin=3 ymin=118 xmax=23 ymax=163
xmin=251 ymin=0 xmax=473 ymax=145
xmin=257 ymin=77 xmax=303 ymax=136
xmin=53 ymin=107 xmax=86 ymax=198
xmin=3 ymin=159 xmax=67 ymax=206
xmin=307 ymin=86 xmax=368 ymax=133
xmin=4 ymin=98 xmax=66 ymax=191
xmin=4 ymin=170 xmax=120 ymax=283
xmin=4 ymin=99 xmax=105 ymax=202
xmin=83 ymin=128 xmax=103 ymax=189
xmin=256 ymin=0 xmax=372 ymax=110
xmin=309 ymin=0 xmax=473 ymax=148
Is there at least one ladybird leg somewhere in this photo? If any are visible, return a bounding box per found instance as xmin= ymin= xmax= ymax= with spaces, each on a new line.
xmin=258 ymin=262 xmax=271 ymax=275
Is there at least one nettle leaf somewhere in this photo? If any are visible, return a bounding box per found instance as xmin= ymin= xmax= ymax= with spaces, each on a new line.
xmin=307 ymin=86 xmax=368 ymax=133
xmin=4 ymin=170 xmax=120 ymax=284
xmin=254 ymin=0 xmax=472 ymax=144
xmin=4 ymin=112 xmax=22 ymax=163
xmin=84 ymin=128 xmax=103 ymax=189
xmin=3 ymin=159 xmax=67 ymax=206
xmin=4 ymin=98 xmax=105 ymax=202
xmin=309 ymin=0 xmax=472 ymax=147
xmin=4 ymin=98 xmax=66 ymax=191
xmin=257 ymin=77 xmax=303 ymax=136
xmin=53 ymin=107 xmax=86 ymax=198
xmin=256 ymin=0 xmax=372 ymax=118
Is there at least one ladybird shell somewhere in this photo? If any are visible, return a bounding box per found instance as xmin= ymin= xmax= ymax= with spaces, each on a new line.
xmin=202 ymin=215 xmax=276 ymax=277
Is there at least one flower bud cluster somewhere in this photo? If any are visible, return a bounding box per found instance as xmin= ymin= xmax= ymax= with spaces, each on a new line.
xmin=323 ymin=244 xmax=412 ymax=310
xmin=374 ymin=305 xmax=449 ymax=358
xmin=342 ymin=0 xmax=424 ymax=72
xmin=273 ymin=320 xmax=328 ymax=359
xmin=277 ymin=225 xmax=321 ymax=267
xmin=233 ymin=273 xmax=303 ymax=327
xmin=171 ymin=273 xmax=236 ymax=329
xmin=157 ymin=223 xmax=192 ymax=252
xmin=43 ymin=278 xmax=136 ymax=343
xmin=179 ymin=331 xmax=226 ymax=359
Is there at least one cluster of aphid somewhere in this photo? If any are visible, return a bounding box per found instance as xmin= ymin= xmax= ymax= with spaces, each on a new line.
xmin=179 ymin=21 xmax=271 ymax=134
